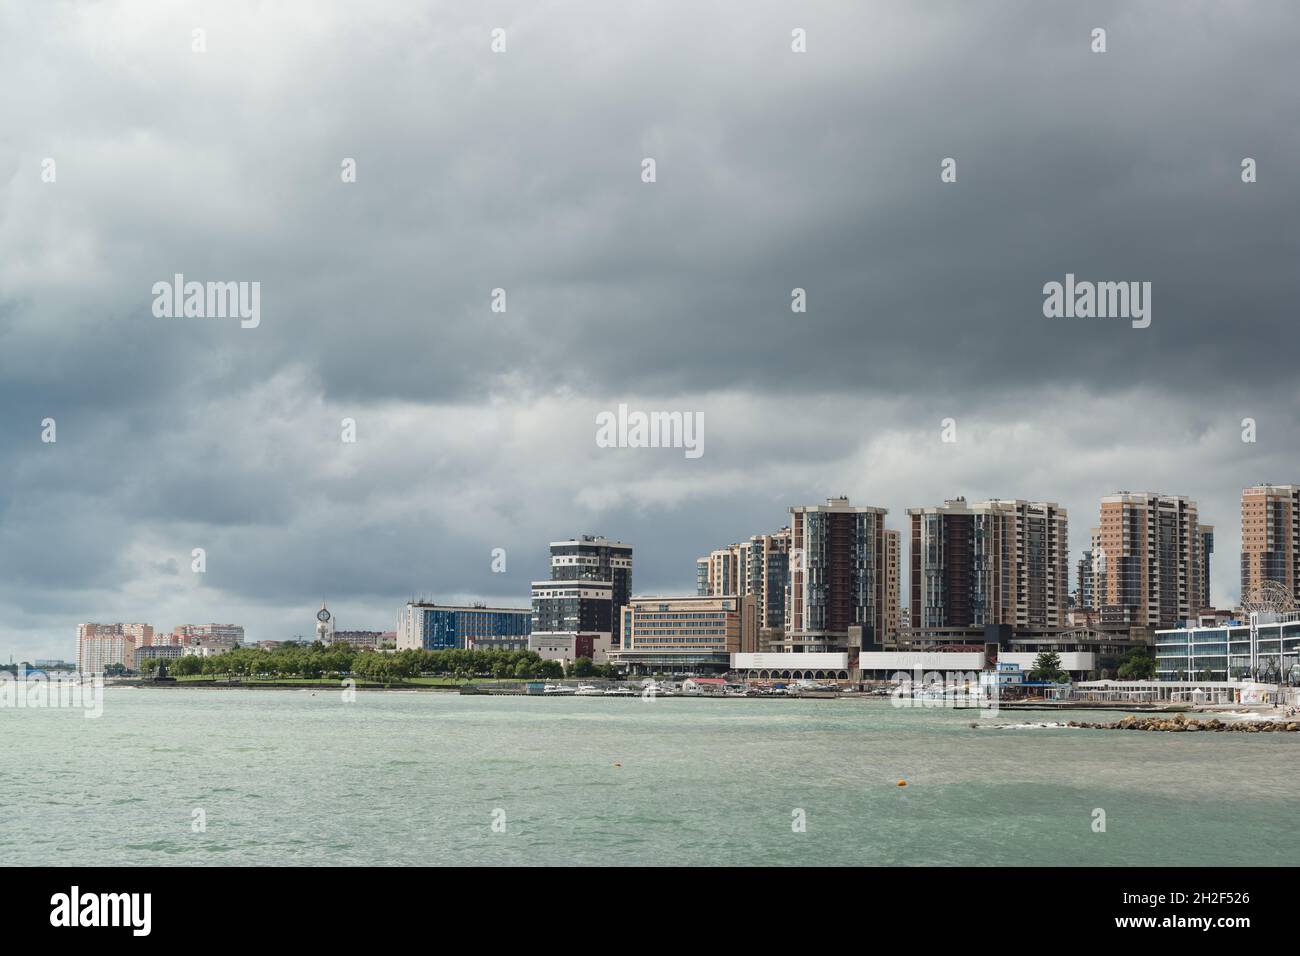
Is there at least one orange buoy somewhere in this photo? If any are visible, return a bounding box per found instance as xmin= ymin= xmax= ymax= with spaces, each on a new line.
xmin=896 ymin=779 xmax=907 ymax=787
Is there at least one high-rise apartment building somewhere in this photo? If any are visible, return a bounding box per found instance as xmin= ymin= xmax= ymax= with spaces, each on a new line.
xmin=1198 ymin=524 xmax=1214 ymax=608
xmin=548 ymin=536 xmax=632 ymax=645
xmin=907 ymin=498 xmax=1068 ymax=634
xmin=696 ymin=528 xmax=791 ymax=634
xmin=76 ymin=623 xmax=150 ymax=673
xmin=785 ymin=497 xmax=889 ymax=653
xmin=1077 ymin=547 xmax=1096 ymax=609
xmin=1240 ymin=484 xmax=1299 ymax=604
xmin=1093 ymin=492 xmax=1201 ymax=632
xmin=883 ymin=528 xmax=901 ymax=647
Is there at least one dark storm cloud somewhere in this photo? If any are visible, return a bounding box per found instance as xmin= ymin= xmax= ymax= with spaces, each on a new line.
xmin=0 ymin=0 xmax=1296 ymax=658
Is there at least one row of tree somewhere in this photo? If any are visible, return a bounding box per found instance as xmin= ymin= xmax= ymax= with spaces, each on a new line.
xmin=1030 ymin=647 xmax=1157 ymax=682
xmin=136 ymin=642 xmax=625 ymax=682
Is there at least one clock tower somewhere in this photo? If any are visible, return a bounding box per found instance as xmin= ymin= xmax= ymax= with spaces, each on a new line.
xmin=315 ymin=602 xmax=334 ymax=644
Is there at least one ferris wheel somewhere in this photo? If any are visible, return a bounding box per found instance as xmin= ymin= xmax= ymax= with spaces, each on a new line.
xmin=1240 ymin=580 xmax=1296 ymax=616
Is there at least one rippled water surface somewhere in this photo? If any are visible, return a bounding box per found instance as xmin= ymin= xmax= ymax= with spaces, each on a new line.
xmin=4 ymin=688 xmax=1298 ymax=865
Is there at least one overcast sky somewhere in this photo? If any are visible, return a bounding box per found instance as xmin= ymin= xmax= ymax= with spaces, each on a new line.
xmin=2 ymin=1 xmax=1298 ymax=661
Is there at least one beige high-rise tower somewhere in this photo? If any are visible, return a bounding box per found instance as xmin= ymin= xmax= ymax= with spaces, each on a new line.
xmin=1240 ymin=484 xmax=1300 ymax=604
xmin=1094 ymin=492 xmax=1201 ymax=632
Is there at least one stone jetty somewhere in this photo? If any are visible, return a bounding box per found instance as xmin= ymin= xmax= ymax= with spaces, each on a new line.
xmin=1067 ymin=713 xmax=1300 ymax=733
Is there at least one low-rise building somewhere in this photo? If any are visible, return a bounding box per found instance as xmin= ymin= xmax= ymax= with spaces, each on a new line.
xmin=1154 ymin=612 xmax=1300 ymax=683
xmin=332 ymin=630 xmax=395 ymax=650
xmin=136 ymin=644 xmax=185 ymax=664
xmin=610 ymin=595 xmax=751 ymax=674
xmin=530 ymin=581 xmax=613 ymax=663
xmin=396 ymin=602 xmax=532 ymax=652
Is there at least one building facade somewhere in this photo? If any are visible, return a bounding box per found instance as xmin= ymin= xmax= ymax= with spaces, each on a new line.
xmin=1198 ymin=524 xmax=1214 ymax=608
xmin=1241 ymin=484 xmax=1299 ymax=605
xmin=136 ymin=644 xmax=185 ymax=664
xmin=1155 ymin=613 xmax=1300 ymax=683
xmin=696 ymin=527 xmax=791 ymax=642
xmin=1093 ymin=492 xmax=1202 ymax=633
xmin=611 ymin=595 xmax=751 ymax=673
xmin=396 ymin=603 xmax=532 ymax=651
xmin=784 ymin=497 xmax=890 ymax=653
xmin=548 ymin=536 xmax=632 ymax=646
xmin=171 ymin=624 xmax=244 ymax=647
xmin=332 ymin=630 xmax=396 ymax=650
xmin=76 ymin=623 xmax=149 ymax=673
xmin=529 ymin=581 xmax=613 ymax=663
xmin=907 ymin=498 xmax=1069 ymax=636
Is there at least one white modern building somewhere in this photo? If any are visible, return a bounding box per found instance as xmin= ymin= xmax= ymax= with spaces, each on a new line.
xmin=729 ymin=650 xmax=1097 ymax=680
xmin=1154 ymin=611 xmax=1300 ymax=683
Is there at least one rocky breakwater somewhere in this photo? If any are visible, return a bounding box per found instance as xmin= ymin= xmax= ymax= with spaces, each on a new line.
xmin=1068 ymin=713 xmax=1300 ymax=733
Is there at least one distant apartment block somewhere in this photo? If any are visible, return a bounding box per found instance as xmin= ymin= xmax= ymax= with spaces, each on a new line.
xmin=1076 ymin=547 xmax=1096 ymax=610
xmin=907 ymin=498 xmax=1068 ymax=637
xmin=696 ymin=527 xmax=791 ymax=637
xmin=171 ymin=624 xmax=244 ymax=647
xmin=396 ymin=603 xmax=532 ymax=651
xmin=1241 ymin=484 xmax=1299 ymax=605
xmin=76 ymin=623 xmax=150 ymax=672
xmin=332 ymin=630 xmax=396 ymax=650
xmin=611 ymin=594 xmax=753 ymax=674
xmin=136 ymin=644 xmax=185 ymax=664
xmin=1093 ymin=492 xmax=1202 ymax=632
xmin=883 ymin=528 xmax=900 ymax=647
xmin=785 ymin=497 xmax=890 ymax=654
xmin=1198 ymin=524 xmax=1214 ymax=607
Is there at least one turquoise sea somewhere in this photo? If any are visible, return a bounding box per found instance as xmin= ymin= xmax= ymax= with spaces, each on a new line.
xmin=3 ymin=688 xmax=1298 ymax=866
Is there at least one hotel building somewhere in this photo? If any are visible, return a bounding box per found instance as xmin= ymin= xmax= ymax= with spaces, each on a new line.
xmin=1092 ymin=492 xmax=1202 ymax=633
xmin=784 ymin=497 xmax=890 ymax=654
xmin=611 ymin=594 xmax=754 ymax=674
xmin=907 ymin=498 xmax=1069 ymax=640
xmin=1241 ymin=484 xmax=1300 ymax=604
xmin=396 ymin=603 xmax=532 ymax=651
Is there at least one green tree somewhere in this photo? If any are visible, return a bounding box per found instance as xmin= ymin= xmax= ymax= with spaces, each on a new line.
xmin=1117 ymin=647 xmax=1156 ymax=680
xmin=571 ymin=657 xmax=595 ymax=677
xmin=1029 ymin=651 xmax=1064 ymax=682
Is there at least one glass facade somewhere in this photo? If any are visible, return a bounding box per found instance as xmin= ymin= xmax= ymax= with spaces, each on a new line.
xmin=1155 ymin=621 xmax=1300 ymax=683
xmin=419 ymin=608 xmax=531 ymax=651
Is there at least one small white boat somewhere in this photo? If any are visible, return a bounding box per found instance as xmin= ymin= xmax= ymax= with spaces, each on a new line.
xmin=604 ymin=686 xmax=635 ymax=696
xmin=543 ymin=683 xmax=575 ymax=696
xmin=574 ymin=683 xmax=603 ymax=696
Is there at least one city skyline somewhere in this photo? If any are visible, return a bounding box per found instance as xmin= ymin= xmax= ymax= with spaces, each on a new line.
xmin=3 ymin=1 xmax=1298 ymax=663
xmin=37 ymin=481 xmax=1298 ymax=662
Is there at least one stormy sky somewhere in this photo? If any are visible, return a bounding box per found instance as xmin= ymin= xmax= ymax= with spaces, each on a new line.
xmin=2 ymin=1 xmax=1298 ymax=661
